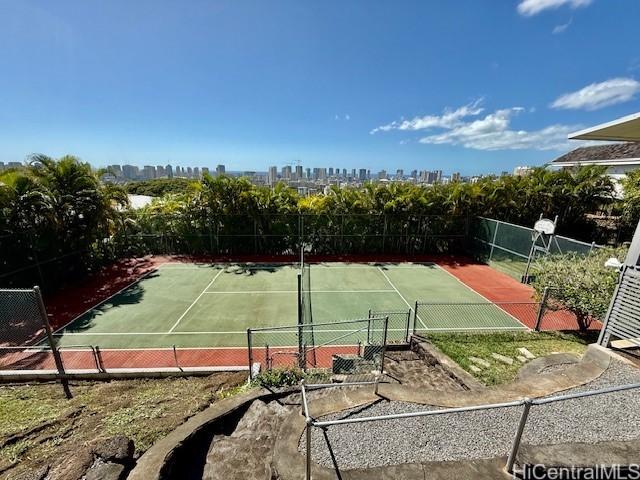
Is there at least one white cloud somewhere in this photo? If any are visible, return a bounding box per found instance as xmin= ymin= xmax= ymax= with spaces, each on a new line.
xmin=345 ymin=114 xmax=350 ymax=120
xmin=373 ymin=103 xmax=581 ymax=151
xmin=517 ymin=0 xmax=592 ymax=16
xmin=552 ymin=18 xmax=572 ymax=34
xmin=417 ymin=108 xmax=577 ymax=151
xmin=370 ymin=99 xmax=484 ymax=134
xmin=551 ymin=77 xmax=640 ymax=111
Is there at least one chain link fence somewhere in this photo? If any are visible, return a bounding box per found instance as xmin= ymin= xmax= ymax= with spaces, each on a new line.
xmin=247 ymin=317 xmax=389 ymax=379
xmin=469 ymin=217 xmax=601 ymax=283
xmin=368 ymin=309 xmax=411 ymax=343
xmin=413 ymin=294 xmax=602 ymax=333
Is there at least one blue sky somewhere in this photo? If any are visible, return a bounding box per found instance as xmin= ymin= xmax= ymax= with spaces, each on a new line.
xmin=0 ymin=0 xmax=639 ymax=175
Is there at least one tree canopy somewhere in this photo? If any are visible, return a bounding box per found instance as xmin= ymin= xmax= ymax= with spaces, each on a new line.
xmin=0 ymin=156 xmax=632 ymax=292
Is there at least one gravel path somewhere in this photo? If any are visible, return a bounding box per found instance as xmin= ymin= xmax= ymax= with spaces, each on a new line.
xmin=303 ymin=360 xmax=640 ymax=469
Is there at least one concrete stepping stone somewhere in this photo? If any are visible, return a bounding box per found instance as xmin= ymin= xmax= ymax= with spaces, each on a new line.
xmin=469 ymin=365 xmax=482 ymax=373
xmin=491 ymin=353 xmax=514 ymax=365
xmin=518 ymin=347 xmax=535 ymax=359
xmin=516 ymin=355 xmax=528 ymax=363
xmin=469 ymin=356 xmax=490 ymax=368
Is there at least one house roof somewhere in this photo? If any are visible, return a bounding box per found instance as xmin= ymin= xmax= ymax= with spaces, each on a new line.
xmin=552 ymin=142 xmax=640 ymax=165
xmin=569 ymin=112 xmax=640 ymax=142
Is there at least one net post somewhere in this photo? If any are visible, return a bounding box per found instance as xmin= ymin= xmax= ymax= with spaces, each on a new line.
xmin=297 ymin=273 xmax=305 ymax=370
xmin=246 ymin=329 xmax=254 ymax=380
xmin=34 ymin=286 xmax=72 ymax=399
xmin=413 ymin=301 xmax=419 ymax=334
xmin=506 ymin=398 xmax=532 ymax=474
xmin=534 ymin=287 xmax=550 ymax=331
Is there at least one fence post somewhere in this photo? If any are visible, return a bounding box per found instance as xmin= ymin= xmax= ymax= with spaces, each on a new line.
xmin=90 ymin=346 xmax=103 ymax=373
xmin=382 ymin=215 xmax=387 ymax=253
xmin=488 ymin=220 xmax=499 ymax=263
xmin=305 ymin=419 xmax=313 ymax=480
xmin=413 ymin=301 xmax=419 ymax=334
xmin=172 ymin=345 xmax=182 ymax=371
xmin=34 ymin=286 xmax=72 ymax=399
xmin=534 ymin=287 xmax=550 ymax=331
xmin=506 ymin=398 xmax=532 ymax=474
xmin=254 ymin=219 xmax=258 ymax=255
xmin=405 ymin=309 xmax=411 ymax=342
xmin=246 ymin=329 xmax=253 ymax=380
xmin=380 ymin=316 xmax=389 ymax=374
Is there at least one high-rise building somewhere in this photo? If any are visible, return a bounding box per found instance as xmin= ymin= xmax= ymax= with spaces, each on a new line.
xmin=186 ymin=167 xmax=193 ymax=178
xmin=358 ymin=169 xmax=367 ymax=181
xmin=109 ymin=165 xmax=122 ymax=177
xmin=142 ymin=165 xmax=156 ymax=179
xmin=396 ymin=169 xmax=404 ymax=179
xmin=351 ymin=168 xmax=356 ymax=179
xmin=202 ymin=167 xmax=210 ymax=176
xmin=451 ymin=172 xmax=461 ymax=182
xmin=342 ymin=168 xmax=347 ymax=178
xmin=378 ymin=170 xmax=387 ymax=180
xmin=328 ymin=167 xmax=334 ymax=176
xmin=305 ymin=167 xmax=311 ymax=179
xmin=0 ymin=162 xmax=4 ymax=171
xmin=194 ymin=167 xmax=200 ymax=178
xmin=156 ymin=165 xmax=166 ymax=177
xmin=268 ymin=166 xmax=277 ymax=185
xmin=295 ymin=165 xmax=303 ymax=180
xmin=122 ymin=164 xmax=139 ymax=180
xmin=216 ymin=164 xmax=225 ymax=175
xmin=282 ymin=165 xmax=292 ymax=180
xmin=166 ymin=164 xmax=174 ymax=178
xmin=411 ymin=169 xmax=418 ymax=179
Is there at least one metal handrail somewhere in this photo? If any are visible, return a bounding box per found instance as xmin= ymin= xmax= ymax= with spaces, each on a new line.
xmin=301 ymin=379 xmax=640 ymax=480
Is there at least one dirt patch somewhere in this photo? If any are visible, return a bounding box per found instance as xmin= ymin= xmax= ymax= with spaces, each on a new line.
xmin=384 ymin=348 xmax=469 ymax=391
xmin=0 ymin=372 xmax=246 ymax=480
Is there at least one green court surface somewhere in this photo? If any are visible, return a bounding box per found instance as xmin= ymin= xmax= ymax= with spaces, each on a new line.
xmin=52 ymin=262 xmax=526 ymax=348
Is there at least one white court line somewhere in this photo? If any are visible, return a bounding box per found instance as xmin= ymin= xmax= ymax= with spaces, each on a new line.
xmin=202 ymin=290 xmax=395 ymax=294
xmin=376 ymin=267 xmax=428 ymax=330
xmin=54 ymin=328 xmax=408 ymax=336
xmin=168 ymin=270 xmax=224 ymax=333
xmin=422 ymin=326 xmax=528 ymax=331
xmin=52 ymin=268 xmax=158 ymax=335
xmin=158 ymin=263 xmax=295 ymax=269
xmin=432 ymin=264 xmax=530 ymax=331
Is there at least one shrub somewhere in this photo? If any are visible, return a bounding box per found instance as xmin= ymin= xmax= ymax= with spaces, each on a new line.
xmin=532 ymin=247 xmax=627 ymax=331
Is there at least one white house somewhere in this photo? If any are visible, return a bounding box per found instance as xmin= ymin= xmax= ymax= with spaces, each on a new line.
xmin=551 ymin=113 xmax=640 ymax=197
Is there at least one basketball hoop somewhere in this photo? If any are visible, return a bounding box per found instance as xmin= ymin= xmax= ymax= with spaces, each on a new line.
xmin=534 ymin=218 xmax=555 ymax=236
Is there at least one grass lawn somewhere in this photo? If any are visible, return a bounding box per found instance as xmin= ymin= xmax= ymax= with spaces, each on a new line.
xmin=428 ymin=331 xmax=597 ymax=386
xmin=0 ymin=372 xmax=246 ymax=479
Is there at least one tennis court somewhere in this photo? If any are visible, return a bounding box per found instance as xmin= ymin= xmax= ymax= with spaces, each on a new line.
xmin=51 ymin=261 xmax=527 ymax=350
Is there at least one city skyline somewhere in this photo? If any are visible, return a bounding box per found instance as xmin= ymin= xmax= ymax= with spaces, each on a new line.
xmin=1 ymin=1 xmax=638 ymax=174
xmin=96 ymin=159 xmax=529 ymax=188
